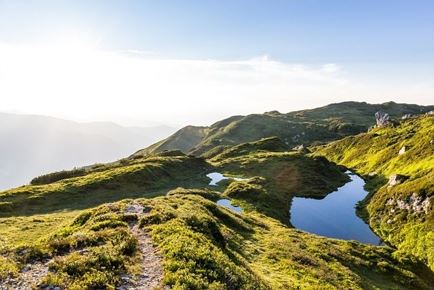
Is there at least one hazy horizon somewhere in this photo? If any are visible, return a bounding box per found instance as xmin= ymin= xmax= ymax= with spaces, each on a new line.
xmin=2 ymin=98 xmax=433 ymax=128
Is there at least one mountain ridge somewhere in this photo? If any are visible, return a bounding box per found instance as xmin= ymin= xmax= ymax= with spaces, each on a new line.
xmin=136 ymin=101 xmax=434 ymax=157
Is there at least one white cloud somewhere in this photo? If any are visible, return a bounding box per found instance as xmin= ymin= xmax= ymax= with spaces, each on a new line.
xmin=0 ymin=42 xmax=432 ymax=126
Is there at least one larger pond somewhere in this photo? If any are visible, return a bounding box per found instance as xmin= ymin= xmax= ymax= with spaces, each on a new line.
xmin=290 ymin=172 xmax=382 ymax=245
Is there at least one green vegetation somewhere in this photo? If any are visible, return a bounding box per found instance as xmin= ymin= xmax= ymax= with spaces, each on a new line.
xmin=139 ymin=101 xmax=433 ymax=156
xmin=1 ymin=104 xmax=433 ymax=289
xmin=212 ymin=150 xmax=348 ymax=222
xmin=315 ymin=115 xmax=434 ymax=270
xmin=0 ymin=152 xmax=210 ymax=216
xmin=3 ymin=191 xmax=432 ymax=289
xmin=207 ymin=137 xmax=289 ymax=161
xmin=136 ymin=125 xmax=208 ymax=156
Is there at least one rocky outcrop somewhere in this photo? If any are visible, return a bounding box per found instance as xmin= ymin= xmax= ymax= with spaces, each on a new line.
xmin=388 ymin=174 xmax=407 ymax=186
xmin=386 ymin=193 xmax=431 ymax=215
xmin=401 ymin=114 xmax=412 ymax=120
xmin=375 ymin=111 xmax=391 ymax=128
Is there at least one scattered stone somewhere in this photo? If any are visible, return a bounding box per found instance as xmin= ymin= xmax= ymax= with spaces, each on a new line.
xmin=387 ymin=174 xmax=407 ymax=187
xmin=386 ymin=198 xmax=395 ymax=206
xmin=1 ymin=262 xmax=50 ymax=290
xmin=125 ymin=203 xmax=145 ymax=214
xmin=375 ymin=111 xmax=391 ymax=128
xmin=401 ymin=114 xmax=412 ymax=120
xmin=398 ymin=146 xmax=406 ymax=155
xmin=386 ymin=193 xmax=431 ymax=215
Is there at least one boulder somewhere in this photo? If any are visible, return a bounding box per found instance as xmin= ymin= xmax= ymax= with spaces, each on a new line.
xmin=388 ymin=174 xmax=407 ymax=186
xmin=375 ymin=111 xmax=391 ymax=128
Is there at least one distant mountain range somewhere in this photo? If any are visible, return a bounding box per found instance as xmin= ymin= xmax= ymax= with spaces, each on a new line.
xmin=135 ymin=101 xmax=434 ymax=157
xmin=0 ymin=113 xmax=176 ymax=190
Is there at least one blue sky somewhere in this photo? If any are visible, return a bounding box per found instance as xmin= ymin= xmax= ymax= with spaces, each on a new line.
xmin=1 ymin=0 xmax=433 ymax=61
xmin=0 ymin=0 xmax=433 ymax=125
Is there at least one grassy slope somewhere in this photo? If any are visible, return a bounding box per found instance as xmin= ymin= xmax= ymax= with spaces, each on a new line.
xmin=141 ymin=101 xmax=434 ymax=156
xmin=2 ymin=191 xmax=433 ymax=289
xmin=133 ymin=125 xmax=208 ymax=157
xmin=0 ymin=152 xmax=210 ymax=217
xmin=315 ymin=115 xmax=434 ymax=270
xmin=0 ymin=152 xmax=211 ymax=253
xmin=1 ymin=132 xmax=433 ymax=288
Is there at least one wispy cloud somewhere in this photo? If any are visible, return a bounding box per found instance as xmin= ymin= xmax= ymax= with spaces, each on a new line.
xmin=0 ymin=43 xmax=432 ymax=126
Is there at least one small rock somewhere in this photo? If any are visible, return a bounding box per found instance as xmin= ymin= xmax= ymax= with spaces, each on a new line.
xmin=292 ymin=144 xmax=310 ymax=153
xmin=388 ymin=174 xmax=407 ymax=187
xmin=401 ymin=114 xmax=412 ymax=120
xmin=398 ymin=146 xmax=406 ymax=155
xmin=125 ymin=204 xmax=144 ymax=214
xmin=386 ymin=198 xmax=394 ymax=206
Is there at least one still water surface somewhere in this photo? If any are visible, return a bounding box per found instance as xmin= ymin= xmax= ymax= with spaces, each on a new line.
xmin=290 ymin=173 xmax=381 ymax=245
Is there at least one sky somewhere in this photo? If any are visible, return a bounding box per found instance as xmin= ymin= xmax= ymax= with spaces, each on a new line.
xmin=0 ymin=0 xmax=433 ymax=126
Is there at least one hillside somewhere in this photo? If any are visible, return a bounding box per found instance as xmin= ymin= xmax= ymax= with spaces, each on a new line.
xmin=0 ymin=112 xmax=176 ymax=190
xmin=135 ymin=101 xmax=434 ymax=157
xmin=315 ymin=114 xmax=434 ymax=270
xmin=1 ymin=131 xmax=433 ymax=288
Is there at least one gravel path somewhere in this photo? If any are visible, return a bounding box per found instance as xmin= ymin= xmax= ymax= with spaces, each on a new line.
xmin=1 ymin=203 xmax=163 ymax=290
xmin=1 ymin=261 xmax=51 ymax=290
xmin=117 ymin=203 xmax=164 ymax=290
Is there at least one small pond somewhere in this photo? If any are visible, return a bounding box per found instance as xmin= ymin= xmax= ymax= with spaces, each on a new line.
xmin=206 ymin=172 xmax=245 ymax=213
xmin=206 ymin=172 xmax=248 ymax=186
xmin=216 ymin=199 xmax=243 ymax=213
xmin=290 ymin=172 xmax=382 ymax=245
xmin=207 ymin=172 xmax=228 ymax=186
